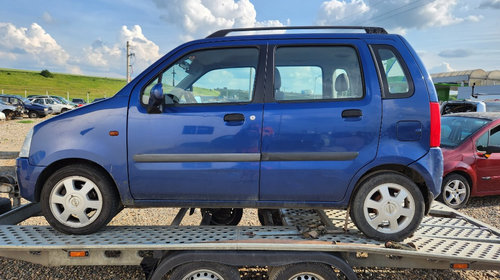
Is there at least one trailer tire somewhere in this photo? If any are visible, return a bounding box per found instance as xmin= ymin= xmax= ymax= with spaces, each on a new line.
xmin=41 ymin=164 xmax=120 ymax=235
xmin=350 ymin=172 xmax=424 ymax=241
xmin=201 ymin=208 xmax=243 ymax=226
xmin=268 ymin=263 xmax=337 ymax=280
xmin=168 ymin=262 xmax=239 ymax=280
xmin=0 ymin=198 xmax=12 ymax=214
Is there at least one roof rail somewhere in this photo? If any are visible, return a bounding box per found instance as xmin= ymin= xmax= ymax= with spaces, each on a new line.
xmin=206 ymin=26 xmax=388 ymax=38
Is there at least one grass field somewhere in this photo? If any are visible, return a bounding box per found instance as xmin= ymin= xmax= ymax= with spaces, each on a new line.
xmin=0 ymin=68 xmax=127 ymax=101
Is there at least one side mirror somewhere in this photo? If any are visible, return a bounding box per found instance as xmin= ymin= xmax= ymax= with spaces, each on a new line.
xmin=485 ymin=145 xmax=500 ymax=154
xmin=147 ymin=83 xmax=163 ymax=114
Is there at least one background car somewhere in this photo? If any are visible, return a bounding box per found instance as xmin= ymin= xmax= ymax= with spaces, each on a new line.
xmin=0 ymin=100 xmax=23 ymax=120
xmin=29 ymin=97 xmax=73 ymax=114
xmin=441 ymin=100 xmax=500 ymax=115
xmin=0 ymin=95 xmax=52 ymax=118
xmin=440 ymin=112 xmax=500 ymax=208
xmin=71 ymin=98 xmax=86 ymax=107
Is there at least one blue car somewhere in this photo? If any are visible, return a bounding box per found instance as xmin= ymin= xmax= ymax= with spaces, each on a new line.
xmin=0 ymin=95 xmax=52 ymax=118
xmin=16 ymin=26 xmax=442 ymax=240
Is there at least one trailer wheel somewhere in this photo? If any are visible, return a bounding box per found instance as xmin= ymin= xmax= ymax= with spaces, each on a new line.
xmin=350 ymin=172 xmax=424 ymax=241
xmin=258 ymin=209 xmax=283 ymax=226
xmin=168 ymin=262 xmax=239 ymax=280
xmin=268 ymin=263 xmax=337 ymax=280
xmin=201 ymin=208 xmax=243 ymax=226
xmin=41 ymin=164 xmax=120 ymax=235
xmin=0 ymin=198 xmax=12 ymax=214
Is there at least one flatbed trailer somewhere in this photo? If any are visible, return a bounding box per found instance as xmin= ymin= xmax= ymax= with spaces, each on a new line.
xmin=0 ymin=197 xmax=499 ymax=280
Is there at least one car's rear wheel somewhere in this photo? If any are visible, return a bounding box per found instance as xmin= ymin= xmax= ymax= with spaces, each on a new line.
xmin=350 ymin=172 xmax=424 ymax=241
xmin=440 ymin=173 xmax=470 ymax=209
xmin=3 ymin=110 xmax=14 ymax=120
xmin=41 ymin=164 xmax=120 ymax=234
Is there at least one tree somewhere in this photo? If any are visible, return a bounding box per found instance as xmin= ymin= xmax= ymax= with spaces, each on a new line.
xmin=40 ymin=69 xmax=54 ymax=78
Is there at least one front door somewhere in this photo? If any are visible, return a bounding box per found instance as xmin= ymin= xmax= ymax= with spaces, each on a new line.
xmin=475 ymin=125 xmax=500 ymax=194
xmin=260 ymin=41 xmax=382 ymax=202
xmin=128 ymin=47 xmax=264 ymax=201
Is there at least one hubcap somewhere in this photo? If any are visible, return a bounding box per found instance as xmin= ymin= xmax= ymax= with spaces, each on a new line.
xmin=49 ymin=176 xmax=103 ymax=228
xmin=363 ymin=183 xmax=415 ymax=233
xmin=181 ymin=269 xmax=224 ymax=280
xmin=444 ymin=179 xmax=467 ymax=206
xmin=287 ymin=272 xmax=326 ymax=280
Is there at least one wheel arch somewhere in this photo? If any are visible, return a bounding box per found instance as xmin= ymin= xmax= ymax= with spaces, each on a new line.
xmin=443 ymin=170 xmax=474 ymax=193
xmin=349 ymin=164 xmax=432 ymax=214
xmin=34 ymin=158 xmax=121 ymax=202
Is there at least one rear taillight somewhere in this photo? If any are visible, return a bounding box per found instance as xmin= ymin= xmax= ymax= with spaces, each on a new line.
xmin=430 ymin=102 xmax=441 ymax=147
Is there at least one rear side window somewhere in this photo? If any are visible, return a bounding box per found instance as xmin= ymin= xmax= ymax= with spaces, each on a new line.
xmin=372 ymin=45 xmax=413 ymax=98
xmin=274 ymin=46 xmax=363 ymax=101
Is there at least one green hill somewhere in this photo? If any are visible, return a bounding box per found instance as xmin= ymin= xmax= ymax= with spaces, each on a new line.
xmin=0 ymin=68 xmax=127 ymax=101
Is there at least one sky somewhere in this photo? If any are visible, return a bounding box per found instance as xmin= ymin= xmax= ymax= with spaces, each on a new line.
xmin=0 ymin=0 xmax=499 ymax=79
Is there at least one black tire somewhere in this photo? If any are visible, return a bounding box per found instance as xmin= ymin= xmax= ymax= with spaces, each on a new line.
xmin=40 ymin=164 xmax=120 ymax=235
xmin=168 ymin=262 xmax=240 ymax=280
xmin=4 ymin=110 xmax=14 ymax=120
xmin=201 ymin=208 xmax=243 ymax=226
xmin=258 ymin=209 xmax=283 ymax=226
xmin=268 ymin=263 xmax=337 ymax=280
xmin=440 ymin=173 xmax=470 ymax=209
xmin=0 ymin=198 xmax=12 ymax=215
xmin=350 ymin=172 xmax=424 ymax=241
xmin=61 ymin=108 xmax=68 ymax=113
xmin=28 ymin=111 xmax=39 ymax=118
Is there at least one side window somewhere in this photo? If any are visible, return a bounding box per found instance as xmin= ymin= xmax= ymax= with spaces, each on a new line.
xmin=372 ymin=45 xmax=413 ymax=98
xmin=490 ymin=126 xmax=500 ymax=146
xmin=274 ymin=46 xmax=363 ymax=101
xmin=476 ymin=132 xmax=488 ymax=151
xmin=476 ymin=126 xmax=500 ymax=151
xmin=142 ymin=48 xmax=259 ymax=107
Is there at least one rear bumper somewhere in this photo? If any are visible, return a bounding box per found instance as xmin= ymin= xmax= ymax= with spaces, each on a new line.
xmin=16 ymin=157 xmax=44 ymax=202
xmin=409 ymin=148 xmax=443 ymax=198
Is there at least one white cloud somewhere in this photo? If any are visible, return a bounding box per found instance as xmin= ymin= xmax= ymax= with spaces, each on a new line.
xmin=317 ymin=0 xmax=370 ymax=25
xmin=0 ymin=22 xmax=69 ymax=66
xmin=153 ymin=0 xmax=285 ymax=40
xmin=316 ymin=0 xmax=481 ymax=33
xmin=79 ymin=25 xmax=160 ymax=77
xmin=429 ymin=62 xmax=455 ymax=74
xmin=42 ymin=12 xmax=55 ymax=24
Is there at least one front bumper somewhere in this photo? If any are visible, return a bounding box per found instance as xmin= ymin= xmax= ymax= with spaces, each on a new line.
xmin=16 ymin=157 xmax=45 ymax=202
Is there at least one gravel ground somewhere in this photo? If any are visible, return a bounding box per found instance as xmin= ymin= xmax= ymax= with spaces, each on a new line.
xmin=0 ymin=116 xmax=499 ymax=279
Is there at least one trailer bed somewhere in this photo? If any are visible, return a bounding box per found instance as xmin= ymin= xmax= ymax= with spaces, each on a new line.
xmin=0 ymin=201 xmax=499 ymax=272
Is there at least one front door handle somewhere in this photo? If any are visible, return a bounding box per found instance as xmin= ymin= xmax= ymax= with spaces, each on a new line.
xmin=224 ymin=113 xmax=245 ymax=122
xmin=342 ymin=109 xmax=362 ymax=118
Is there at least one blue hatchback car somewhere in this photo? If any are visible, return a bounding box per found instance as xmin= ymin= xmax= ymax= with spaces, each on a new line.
xmin=16 ymin=26 xmax=442 ymax=240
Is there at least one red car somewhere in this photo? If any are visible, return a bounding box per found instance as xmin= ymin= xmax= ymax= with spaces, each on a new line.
xmin=440 ymin=112 xmax=500 ymax=208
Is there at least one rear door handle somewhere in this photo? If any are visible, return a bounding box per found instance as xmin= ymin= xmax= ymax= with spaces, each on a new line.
xmin=342 ymin=109 xmax=362 ymax=118
xmin=224 ymin=113 xmax=245 ymax=122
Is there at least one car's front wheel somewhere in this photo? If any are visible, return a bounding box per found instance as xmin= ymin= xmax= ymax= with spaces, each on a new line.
xmin=440 ymin=173 xmax=470 ymax=209
xmin=28 ymin=111 xmax=39 ymax=118
xmin=41 ymin=164 xmax=120 ymax=234
xmin=350 ymin=172 xmax=424 ymax=241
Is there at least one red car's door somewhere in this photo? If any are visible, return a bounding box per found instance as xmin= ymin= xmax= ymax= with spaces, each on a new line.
xmin=474 ymin=124 xmax=500 ymax=194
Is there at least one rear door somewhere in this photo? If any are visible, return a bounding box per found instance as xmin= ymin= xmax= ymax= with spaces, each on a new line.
xmin=260 ymin=40 xmax=382 ymax=202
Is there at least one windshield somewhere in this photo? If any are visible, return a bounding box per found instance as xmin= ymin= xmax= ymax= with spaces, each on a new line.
xmin=441 ymin=116 xmax=490 ymax=148
xmin=21 ymin=98 xmax=31 ymax=104
xmin=485 ymin=102 xmax=500 ymax=112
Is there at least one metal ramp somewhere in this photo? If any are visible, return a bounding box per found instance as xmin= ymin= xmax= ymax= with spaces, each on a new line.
xmin=0 ymin=202 xmax=499 ymax=271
